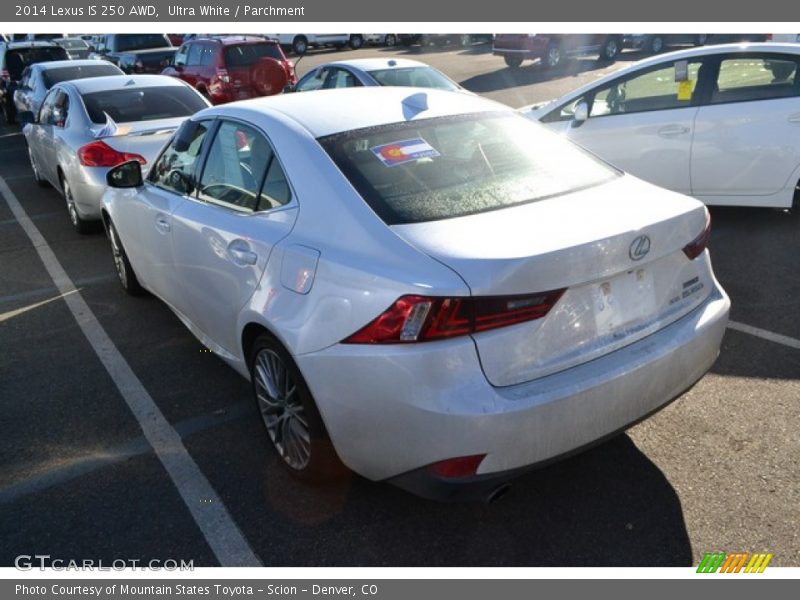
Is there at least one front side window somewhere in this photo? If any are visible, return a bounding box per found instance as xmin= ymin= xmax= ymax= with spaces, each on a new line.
xmin=149 ymin=120 xmax=211 ymax=195
xmin=320 ymin=112 xmax=618 ymax=225
xmin=295 ymin=68 xmax=326 ymax=92
xmin=187 ymin=43 xmax=204 ymax=66
xmin=712 ymin=56 xmax=798 ymax=103
xmin=198 ymin=121 xmax=273 ymax=211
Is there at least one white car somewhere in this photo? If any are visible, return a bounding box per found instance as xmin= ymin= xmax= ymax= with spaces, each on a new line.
xmin=524 ymin=43 xmax=800 ymax=209
xmin=101 ymin=87 xmax=729 ymax=500
xmin=293 ymin=58 xmax=463 ymax=93
xmin=263 ymin=34 xmax=362 ymax=55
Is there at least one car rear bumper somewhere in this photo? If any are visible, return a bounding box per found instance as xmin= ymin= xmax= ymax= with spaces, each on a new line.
xmin=297 ymin=279 xmax=730 ymax=489
xmin=70 ymin=167 xmax=108 ymax=220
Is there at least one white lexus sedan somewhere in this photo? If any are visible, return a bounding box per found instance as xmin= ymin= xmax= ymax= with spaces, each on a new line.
xmin=524 ymin=43 xmax=800 ymax=209
xmin=101 ymin=87 xmax=730 ymax=500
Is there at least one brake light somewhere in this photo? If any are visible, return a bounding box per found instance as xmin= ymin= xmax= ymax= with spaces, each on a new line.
xmin=428 ymin=454 xmax=486 ymax=479
xmin=682 ymin=213 xmax=711 ymax=260
xmin=343 ymin=289 xmax=565 ymax=344
xmin=77 ymin=141 xmax=146 ymax=168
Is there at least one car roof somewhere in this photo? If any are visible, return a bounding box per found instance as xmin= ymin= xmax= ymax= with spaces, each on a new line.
xmin=64 ymin=74 xmax=190 ymax=94
xmin=192 ymin=35 xmax=277 ymax=46
xmin=3 ymin=40 xmax=61 ymax=49
xmin=34 ymin=59 xmax=109 ymax=70
xmin=324 ymin=58 xmax=427 ymax=71
xmin=203 ymin=86 xmax=509 ymax=138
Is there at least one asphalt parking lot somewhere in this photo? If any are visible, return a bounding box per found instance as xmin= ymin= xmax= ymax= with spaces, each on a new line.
xmin=1 ymin=42 xmax=798 ymax=568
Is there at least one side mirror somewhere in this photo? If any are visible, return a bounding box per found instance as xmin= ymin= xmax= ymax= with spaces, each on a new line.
xmin=573 ymin=101 xmax=589 ymax=124
xmin=107 ymin=160 xmax=143 ymax=188
xmin=18 ymin=110 xmax=35 ymax=125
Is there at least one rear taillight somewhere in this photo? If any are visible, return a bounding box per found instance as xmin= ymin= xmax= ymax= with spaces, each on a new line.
xmin=682 ymin=213 xmax=711 ymax=260
xmin=343 ymin=289 xmax=565 ymax=344
xmin=428 ymin=454 xmax=486 ymax=479
xmin=77 ymin=141 xmax=146 ymax=168
xmin=216 ymin=68 xmax=230 ymax=84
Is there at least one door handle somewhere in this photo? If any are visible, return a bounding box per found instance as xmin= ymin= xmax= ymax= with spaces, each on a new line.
xmin=658 ymin=125 xmax=690 ymax=137
xmin=154 ymin=215 xmax=171 ymax=233
xmin=228 ymin=240 xmax=258 ymax=266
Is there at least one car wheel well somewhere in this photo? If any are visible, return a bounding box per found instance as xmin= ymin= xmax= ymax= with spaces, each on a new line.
xmin=242 ymin=322 xmax=282 ymax=366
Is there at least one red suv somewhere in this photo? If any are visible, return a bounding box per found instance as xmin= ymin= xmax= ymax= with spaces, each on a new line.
xmin=162 ymin=36 xmax=296 ymax=104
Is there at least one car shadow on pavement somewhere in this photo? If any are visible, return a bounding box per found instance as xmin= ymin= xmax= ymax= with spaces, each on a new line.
xmin=228 ymin=427 xmax=693 ymax=566
xmin=459 ymin=57 xmax=617 ymax=94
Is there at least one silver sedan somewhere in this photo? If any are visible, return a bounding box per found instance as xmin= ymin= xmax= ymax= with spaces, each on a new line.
xmin=293 ymin=58 xmax=464 ymax=93
xmin=22 ymin=74 xmax=209 ymax=233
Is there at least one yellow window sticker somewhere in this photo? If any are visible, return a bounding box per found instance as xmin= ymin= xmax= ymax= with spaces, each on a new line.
xmin=677 ymin=79 xmax=694 ymax=101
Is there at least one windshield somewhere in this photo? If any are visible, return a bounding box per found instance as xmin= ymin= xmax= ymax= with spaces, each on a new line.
xmin=5 ymin=47 xmax=69 ymax=80
xmin=223 ymin=43 xmax=283 ymax=66
xmin=42 ymin=64 xmax=121 ymax=88
xmin=116 ymin=34 xmax=171 ymax=52
xmin=81 ymin=86 xmax=207 ymax=124
xmin=319 ymin=112 xmax=619 ymax=224
xmin=57 ymin=39 xmax=88 ymax=50
xmin=367 ymin=67 xmax=459 ymax=91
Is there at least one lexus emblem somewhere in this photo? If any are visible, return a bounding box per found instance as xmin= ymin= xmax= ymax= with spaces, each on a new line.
xmin=629 ymin=235 xmax=651 ymax=261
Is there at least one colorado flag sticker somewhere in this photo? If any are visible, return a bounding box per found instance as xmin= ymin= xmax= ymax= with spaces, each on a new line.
xmin=371 ymin=138 xmax=441 ymax=167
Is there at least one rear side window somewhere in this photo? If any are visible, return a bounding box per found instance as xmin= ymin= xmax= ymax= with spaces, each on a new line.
xmin=42 ymin=64 xmax=121 ymax=88
xmin=712 ymin=56 xmax=799 ymax=104
xmin=223 ymin=43 xmax=283 ymax=67
xmin=5 ymin=47 xmax=69 ymax=80
xmin=81 ymin=86 xmax=208 ymax=124
xmin=320 ymin=112 xmax=618 ymax=225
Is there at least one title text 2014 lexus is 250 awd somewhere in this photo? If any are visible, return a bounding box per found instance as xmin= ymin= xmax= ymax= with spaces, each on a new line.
xmin=101 ymin=87 xmax=730 ymax=501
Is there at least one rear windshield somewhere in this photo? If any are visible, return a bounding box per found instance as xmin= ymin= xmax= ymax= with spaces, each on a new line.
xmin=223 ymin=43 xmax=283 ymax=67
xmin=5 ymin=47 xmax=69 ymax=80
xmin=320 ymin=112 xmax=619 ymax=224
xmin=367 ymin=67 xmax=459 ymax=91
xmin=116 ymin=34 xmax=171 ymax=52
xmin=56 ymin=39 xmax=88 ymax=50
xmin=81 ymin=86 xmax=207 ymax=124
xmin=42 ymin=64 xmax=121 ymax=88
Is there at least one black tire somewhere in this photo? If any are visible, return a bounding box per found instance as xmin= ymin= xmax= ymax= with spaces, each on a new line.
xmin=384 ymin=34 xmax=397 ymax=47
xmin=504 ymin=54 xmax=524 ymax=68
xmin=599 ymin=36 xmax=621 ymax=62
xmin=107 ymin=219 xmax=145 ymax=295
xmin=28 ymin=145 xmax=48 ymax=187
xmin=649 ymin=35 xmax=664 ymax=54
xmin=348 ymin=34 xmax=364 ymax=50
xmin=291 ymin=35 xmax=308 ymax=55
xmin=61 ymin=176 xmax=93 ymax=235
xmin=543 ymin=43 xmax=562 ymax=69
xmin=400 ymin=36 xmax=415 ymax=47
xmin=249 ymin=334 xmax=347 ymax=482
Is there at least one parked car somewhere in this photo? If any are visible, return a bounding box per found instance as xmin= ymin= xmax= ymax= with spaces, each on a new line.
xmin=364 ymin=34 xmax=399 ymax=47
xmin=53 ymin=37 xmax=93 ymax=59
xmin=493 ymin=34 xmax=624 ymax=68
xmin=625 ymin=34 xmax=769 ymax=54
xmin=161 ymin=36 xmax=296 ymax=104
xmin=523 ymin=43 xmax=800 ymax=209
xmin=292 ymin=58 xmax=462 ymax=92
xmin=90 ymin=33 xmax=176 ymax=74
xmin=100 ymin=87 xmax=729 ymax=500
xmin=13 ymin=59 xmax=123 ymax=117
xmin=262 ymin=34 xmax=360 ymax=55
xmin=0 ymin=40 xmax=69 ymax=124
xmin=21 ymin=74 xmax=209 ymax=233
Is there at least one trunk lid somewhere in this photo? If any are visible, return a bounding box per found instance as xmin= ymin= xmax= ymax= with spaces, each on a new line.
xmin=101 ymin=116 xmax=186 ymax=165
xmin=391 ymin=175 xmax=713 ymax=387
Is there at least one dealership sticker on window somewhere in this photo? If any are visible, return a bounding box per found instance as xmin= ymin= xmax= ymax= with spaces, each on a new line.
xmin=371 ymin=138 xmax=440 ymax=167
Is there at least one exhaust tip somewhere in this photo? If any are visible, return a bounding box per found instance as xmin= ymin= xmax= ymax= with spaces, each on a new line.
xmin=486 ymin=483 xmax=512 ymax=504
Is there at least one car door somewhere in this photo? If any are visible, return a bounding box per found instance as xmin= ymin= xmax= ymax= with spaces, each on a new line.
xmin=541 ymin=57 xmax=706 ymax=194
xmin=30 ymin=88 xmax=58 ymax=184
xmin=690 ymin=53 xmax=800 ymax=206
xmin=36 ymin=89 xmax=69 ymax=184
xmin=114 ymin=119 xmax=214 ymax=310
xmin=183 ymin=43 xmax=204 ymax=88
xmin=169 ymin=118 xmax=297 ymax=354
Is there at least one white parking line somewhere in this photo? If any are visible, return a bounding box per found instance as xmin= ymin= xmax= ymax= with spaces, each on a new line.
xmin=728 ymin=320 xmax=800 ymax=351
xmin=0 ymin=176 xmax=262 ymax=567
